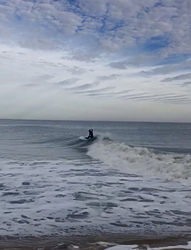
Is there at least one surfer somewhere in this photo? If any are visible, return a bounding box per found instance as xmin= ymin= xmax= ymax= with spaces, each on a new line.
xmin=86 ymin=129 xmax=93 ymax=139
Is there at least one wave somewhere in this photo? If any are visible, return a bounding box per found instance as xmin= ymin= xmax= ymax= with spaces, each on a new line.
xmin=36 ymin=136 xmax=76 ymax=144
xmin=33 ymin=131 xmax=111 ymax=148
xmin=63 ymin=132 xmax=110 ymax=148
xmin=86 ymin=134 xmax=191 ymax=182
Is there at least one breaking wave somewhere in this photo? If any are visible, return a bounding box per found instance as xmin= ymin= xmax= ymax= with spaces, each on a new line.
xmin=87 ymin=134 xmax=191 ymax=182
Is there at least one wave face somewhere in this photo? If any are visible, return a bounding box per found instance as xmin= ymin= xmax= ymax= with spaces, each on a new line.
xmin=87 ymin=135 xmax=191 ymax=182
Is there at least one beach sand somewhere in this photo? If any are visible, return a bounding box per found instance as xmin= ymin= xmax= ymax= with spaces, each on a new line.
xmin=0 ymin=233 xmax=191 ymax=250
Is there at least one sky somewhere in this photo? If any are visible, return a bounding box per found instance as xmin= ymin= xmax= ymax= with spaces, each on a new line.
xmin=0 ymin=0 xmax=191 ymax=122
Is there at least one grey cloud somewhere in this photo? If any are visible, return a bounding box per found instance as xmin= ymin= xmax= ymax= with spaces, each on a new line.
xmin=140 ymin=66 xmax=178 ymax=76
xmin=19 ymin=38 xmax=56 ymax=50
xmin=140 ymin=60 xmax=191 ymax=77
xmin=74 ymin=86 xmax=115 ymax=94
xmin=0 ymin=50 xmax=15 ymax=60
xmin=66 ymin=66 xmax=87 ymax=75
xmin=161 ymin=73 xmax=191 ymax=82
xmin=37 ymin=60 xmax=60 ymax=68
xmin=33 ymin=74 xmax=54 ymax=82
xmin=85 ymin=93 xmax=115 ymax=98
xmin=121 ymin=92 xmax=157 ymax=100
xmin=23 ymin=83 xmax=39 ymax=88
xmin=98 ymin=74 xmax=120 ymax=81
xmin=72 ymin=85 xmax=137 ymax=99
xmin=182 ymin=81 xmax=191 ymax=87
xmin=55 ymin=78 xmax=79 ymax=86
xmin=74 ymin=87 xmax=133 ymax=99
xmin=108 ymin=61 xmax=129 ymax=70
xmin=67 ymin=82 xmax=99 ymax=91
xmin=69 ymin=49 xmax=102 ymax=62
xmin=117 ymin=89 xmax=133 ymax=94
xmin=108 ymin=54 xmax=160 ymax=69
xmin=21 ymin=75 xmax=54 ymax=88
xmin=120 ymin=92 xmax=191 ymax=104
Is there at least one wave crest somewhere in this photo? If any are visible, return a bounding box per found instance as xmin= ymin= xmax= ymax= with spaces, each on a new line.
xmin=87 ymin=138 xmax=191 ymax=182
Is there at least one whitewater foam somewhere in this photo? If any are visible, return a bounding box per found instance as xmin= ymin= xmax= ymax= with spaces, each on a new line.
xmin=0 ymin=155 xmax=191 ymax=236
xmin=87 ymin=137 xmax=191 ymax=183
xmin=105 ymin=241 xmax=191 ymax=250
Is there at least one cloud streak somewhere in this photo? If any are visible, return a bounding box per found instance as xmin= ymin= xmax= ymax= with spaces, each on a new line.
xmin=161 ymin=73 xmax=191 ymax=82
xmin=55 ymin=78 xmax=80 ymax=86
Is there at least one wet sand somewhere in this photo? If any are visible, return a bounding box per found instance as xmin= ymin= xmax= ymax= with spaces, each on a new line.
xmin=0 ymin=233 xmax=191 ymax=250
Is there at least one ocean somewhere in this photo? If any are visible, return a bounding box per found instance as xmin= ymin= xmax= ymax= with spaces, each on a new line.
xmin=0 ymin=119 xmax=191 ymax=249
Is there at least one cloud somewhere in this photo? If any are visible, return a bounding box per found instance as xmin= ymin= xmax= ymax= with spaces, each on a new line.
xmin=140 ymin=59 xmax=191 ymax=77
xmin=108 ymin=61 xmax=129 ymax=70
xmin=55 ymin=78 xmax=80 ymax=86
xmin=74 ymin=86 xmax=115 ymax=95
xmin=97 ymin=74 xmax=120 ymax=81
xmin=33 ymin=74 xmax=54 ymax=82
xmin=121 ymin=92 xmax=191 ymax=104
xmin=182 ymin=81 xmax=191 ymax=87
xmin=0 ymin=0 xmax=190 ymax=59
xmin=68 ymin=47 xmax=103 ymax=62
xmin=66 ymin=66 xmax=87 ymax=75
xmin=65 ymin=82 xmax=100 ymax=91
xmin=0 ymin=1 xmax=191 ymax=122
xmin=161 ymin=73 xmax=191 ymax=82
xmin=19 ymin=38 xmax=57 ymax=50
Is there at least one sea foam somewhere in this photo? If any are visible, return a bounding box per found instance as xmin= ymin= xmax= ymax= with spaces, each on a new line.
xmin=87 ymin=136 xmax=191 ymax=183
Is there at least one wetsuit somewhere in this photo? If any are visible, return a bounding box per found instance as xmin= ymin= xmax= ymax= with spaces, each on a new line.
xmin=86 ymin=129 xmax=93 ymax=139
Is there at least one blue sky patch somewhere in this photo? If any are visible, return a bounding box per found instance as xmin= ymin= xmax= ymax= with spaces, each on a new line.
xmin=67 ymin=0 xmax=78 ymax=5
xmin=143 ymin=35 xmax=170 ymax=52
xmin=154 ymin=1 xmax=164 ymax=8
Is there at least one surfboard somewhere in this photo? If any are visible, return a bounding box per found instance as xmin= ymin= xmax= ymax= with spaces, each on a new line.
xmin=79 ymin=136 xmax=86 ymax=141
xmin=79 ymin=136 xmax=97 ymax=141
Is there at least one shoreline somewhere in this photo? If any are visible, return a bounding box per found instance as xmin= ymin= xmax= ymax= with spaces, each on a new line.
xmin=1 ymin=232 xmax=191 ymax=250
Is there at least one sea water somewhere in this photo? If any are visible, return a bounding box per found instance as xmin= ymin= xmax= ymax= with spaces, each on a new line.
xmin=0 ymin=119 xmax=191 ymax=238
